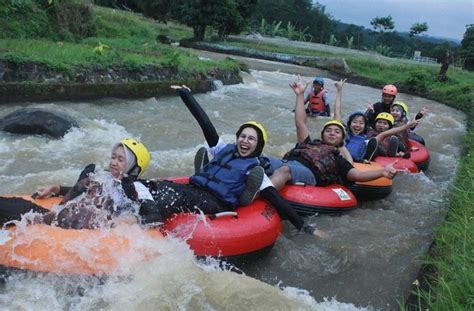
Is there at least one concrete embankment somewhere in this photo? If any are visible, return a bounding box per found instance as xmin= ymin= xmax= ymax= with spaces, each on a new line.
xmin=0 ymin=60 xmax=241 ymax=103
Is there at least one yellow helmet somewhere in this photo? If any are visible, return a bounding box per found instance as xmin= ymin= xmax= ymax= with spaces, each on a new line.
xmin=393 ymin=101 xmax=409 ymax=115
xmin=121 ymin=138 xmax=150 ymax=177
xmin=375 ymin=112 xmax=394 ymax=126
xmin=241 ymin=121 xmax=268 ymax=145
xmin=321 ymin=120 xmax=346 ymax=140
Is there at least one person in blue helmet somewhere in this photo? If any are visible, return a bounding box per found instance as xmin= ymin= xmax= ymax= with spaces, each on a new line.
xmin=304 ymin=76 xmax=330 ymax=117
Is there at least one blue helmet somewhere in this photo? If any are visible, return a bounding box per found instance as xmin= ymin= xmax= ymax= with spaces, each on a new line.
xmin=313 ymin=77 xmax=324 ymax=87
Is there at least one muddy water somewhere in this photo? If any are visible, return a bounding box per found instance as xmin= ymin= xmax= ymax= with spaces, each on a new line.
xmin=0 ymin=70 xmax=465 ymax=310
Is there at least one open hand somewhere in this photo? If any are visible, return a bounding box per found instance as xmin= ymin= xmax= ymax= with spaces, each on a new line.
xmin=419 ymin=106 xmax=430 ymax=116
xmin=334 ymin=78 xmax=347 ymax=91
xmin=289 ymin=75 xmax=309 ymax=96
xmin=171 ymin=85 xmax=191 ymax=91
xmin=366 ymin=102 xmax=374 ymax=112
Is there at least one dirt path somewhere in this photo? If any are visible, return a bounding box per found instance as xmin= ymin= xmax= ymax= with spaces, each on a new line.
xmin=181 ymin=47 xmax=338 ymax=78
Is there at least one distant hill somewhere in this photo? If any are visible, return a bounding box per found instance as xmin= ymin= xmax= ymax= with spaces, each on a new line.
xmin=333 ymin=20 xmax=460 ymax=47
xmin=397 ymin=32 xmax=460 ymax=47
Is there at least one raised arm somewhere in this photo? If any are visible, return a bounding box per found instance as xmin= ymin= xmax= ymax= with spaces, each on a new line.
xmin=375 ymin=118 xmax=420 ymax=142
xmin=333 ymin=79 xmax=346 ymax=122
xmin=173 ymin=86 xmax=220 ymax=147
xmin=290 ymin=77 xmax=310 ymax=143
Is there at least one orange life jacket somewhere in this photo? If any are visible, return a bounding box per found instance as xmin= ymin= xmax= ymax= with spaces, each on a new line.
xmin=308 ymin=89 xmax=327 ymax=113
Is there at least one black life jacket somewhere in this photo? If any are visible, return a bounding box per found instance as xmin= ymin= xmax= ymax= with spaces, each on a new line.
xmin=283 ymin=139 xmax=340 ymax=185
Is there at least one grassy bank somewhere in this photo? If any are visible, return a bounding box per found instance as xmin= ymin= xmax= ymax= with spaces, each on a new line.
xmin=0 ymin=5 xmax=240 ymax=77
xmin=414 ymin=130 xmax=474 ymax=310
xmin=215 ymin=37 xmax=474 ymax=310
xmin=217 ymin=38 xmax=473 ymax=111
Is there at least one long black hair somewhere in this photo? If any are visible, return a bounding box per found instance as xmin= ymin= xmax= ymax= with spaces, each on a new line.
xmin=347 ymin=112 xmax=368 ymax=135
xmin=235 ymin=124 xmax=265 ymax=158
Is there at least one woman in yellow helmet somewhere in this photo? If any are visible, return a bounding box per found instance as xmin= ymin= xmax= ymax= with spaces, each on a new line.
xmin=268 ymin=76 xmax=400 ymax=191
xmin=139 ymin=86 xmax=326 ymax=238
xmin=390 ymin=101 xmax=430 ymax=152
xmin=366 ymin=112 xmax=421 ymax=158
xmin=0 ymin=139 xmax=156 ymax=229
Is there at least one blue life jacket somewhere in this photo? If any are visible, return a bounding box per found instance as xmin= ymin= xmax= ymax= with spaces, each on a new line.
xmin=345 ymin=133 xmax=367 ymax=162
xmin=190 ymin=144 xmax=260 ymax=208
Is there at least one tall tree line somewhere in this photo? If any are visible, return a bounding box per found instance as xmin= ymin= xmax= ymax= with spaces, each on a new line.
xmin=95 ymin=0 xmax=332 ymax=42
xmin=94 ymin=0 xmax=472 ymax=69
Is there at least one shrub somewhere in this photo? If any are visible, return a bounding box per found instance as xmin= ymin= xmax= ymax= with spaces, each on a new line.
xmin=402 ymin=70 xmax=431 ymax=92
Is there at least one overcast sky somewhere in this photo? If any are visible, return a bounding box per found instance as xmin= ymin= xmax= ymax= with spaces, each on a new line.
xmin=316 ymin=0 xmax=473 ymax=41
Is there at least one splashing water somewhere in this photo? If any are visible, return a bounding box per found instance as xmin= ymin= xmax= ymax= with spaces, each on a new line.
xmin=0 ymin=69 xmax=466 ymax=310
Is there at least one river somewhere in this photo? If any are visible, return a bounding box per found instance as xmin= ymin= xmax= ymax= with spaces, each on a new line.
xmin=0 ymin=69 xmax=466 ymax=310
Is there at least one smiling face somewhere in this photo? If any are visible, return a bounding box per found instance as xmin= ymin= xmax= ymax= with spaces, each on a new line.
xmin=390 ymin=105 xmax=403 ymax=121
xmin=375 ymin=119 xmax=391 ymax=132
xmin=236 ymin=127 xmax=258 ymax=157
xmin=109 ymin=145 xmax=128 ymax=179
xmin=313 ymin=82 xmax=323 ymax=93
xmin=349 ymin=115 xmax=366 ymax=135
xmin=322 ymin=125 xmax=344 ymax=146
xmin=382 ymin=93 xmax=395 ymax=105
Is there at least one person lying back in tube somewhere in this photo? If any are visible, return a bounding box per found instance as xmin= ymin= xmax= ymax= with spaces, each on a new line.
xmin=0 ymin=138 xmax=156 ymax=230
xmin=267 ymin=76 xmax=399 ymax=192
xmin=138 ymin=86 xmax=327 ymax=238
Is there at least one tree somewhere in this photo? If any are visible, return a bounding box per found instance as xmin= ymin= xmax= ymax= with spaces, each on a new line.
xmin=215 ymin=0 xmax=257 ymax=39
xmin=460 ymin=24 xmax=474 ymax=70
xmin=438 ymin=50 xmax=452 ymax=81
xmin=335 ymin=24 xmax=365 ymax=49
xmin=251 ymin=0 xmax=334 ymax=43
xmin=134 ymin=0 xmax=255 ymax=40
xmin=133 ymin=0 xmax=176 ymax=23
xmin=370 ymin=15 xmax=394 ymax=32
xmin=409 ymin=22 xmax=428 ymax=37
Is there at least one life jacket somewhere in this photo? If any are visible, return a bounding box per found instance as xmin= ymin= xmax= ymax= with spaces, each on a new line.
xmin=308 ymin=89 xmax=327 ymax=114
xmin=283 ymin=139 xmax=340 ymax=185
xmin=345 ymin=133 xmax=367 ymax=162
xmin=190 ymin=144 xmax=260 ymax=208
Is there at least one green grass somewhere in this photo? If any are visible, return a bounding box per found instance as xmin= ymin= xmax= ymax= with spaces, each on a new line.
xmin=0 ymin=4 xmax=239 ymax=76
xmin=216 ymin=38 xmax=337 ymax=58
xmin=413 ymin=130 xmax=474 ymax=310
xmin=218 ymin=38 xmax=474 ymax=114
xmin=93 ymin=6 xmax=192 ymax=41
